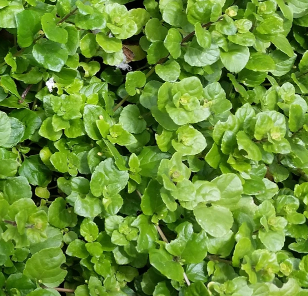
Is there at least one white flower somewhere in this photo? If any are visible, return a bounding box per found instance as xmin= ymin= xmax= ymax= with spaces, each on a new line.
xmin=46 ymin=78 xmax=56 ymax=93
xmin=116 ymin=61 xmax=132 ymax=71
xmin=115 ymin=52 xmax=132 ymax=71
xmin=92 ymin=29 xmax=101 ymax=34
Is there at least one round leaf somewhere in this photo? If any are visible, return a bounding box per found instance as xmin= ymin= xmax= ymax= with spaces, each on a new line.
xmin=194 ymin=205 xmax=234 ymax=237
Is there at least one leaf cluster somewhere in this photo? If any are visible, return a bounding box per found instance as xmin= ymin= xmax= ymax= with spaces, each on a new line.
xmin=1 ymin=0 xmax=308 ymax=295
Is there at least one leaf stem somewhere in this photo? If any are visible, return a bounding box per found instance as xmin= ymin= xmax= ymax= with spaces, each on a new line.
xmin=54 ymin=287 xmax=75 ymax=293
xmin=136 ymin=190 xmax=190 ymax=286
xmin=19 ymin=84 xmax=32 ymax=104
xmin=207 ymin=255 xmax=232 ymax=265
xmin=43 ymin=286 xmax=75 ymax=293
xmin=156 ymin=224 xmax=190 ymax=286
xmin=3 ymin=220 xmax=17 ymax=226
xmin=3 ymin=219 xmax=34 ymax=229
xmin=156 ymin=225 xmax=169 ymax=243
xmin=57 ymin=7 xmax=79 ymax=25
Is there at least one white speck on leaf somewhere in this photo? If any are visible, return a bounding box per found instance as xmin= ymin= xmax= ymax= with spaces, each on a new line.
xmin=46 ymin=77 xmax=56 ymax=93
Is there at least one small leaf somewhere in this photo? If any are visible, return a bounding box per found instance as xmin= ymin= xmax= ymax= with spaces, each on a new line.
xmin=90 ymin=158 xmax=129 ymax=197
xmin=41 ymin=13 xmax=68 ymax=44
xmin=164 ymin=28 xmax=182 ymax=59
xmin=24 ymin=248 xmax=67 ymax=288
xmin=220 ymin=44 xmax=250 ymax=73
xmin=125 ymin=71 xmax=146 ymax=96
xmin=149 ymin=247 xmax=184 ymax=282
xmin=194 ymin=205 xmax=234 ymax=237
xmin=119 ymin=105 xmax=146 ymax=134
xmin=155 ymin=60 xmax=180 ymax=82
xmin=96 ymin=33 xmax=122 ymax=53
xmin=33 ymin=40 xmax=68 ymax=72
xmin=16 ymin=10 xmax=41 ymax=47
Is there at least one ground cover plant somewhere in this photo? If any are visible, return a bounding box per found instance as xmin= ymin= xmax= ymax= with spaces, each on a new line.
xmin=1 ymin=0 xmax=308 ymax=295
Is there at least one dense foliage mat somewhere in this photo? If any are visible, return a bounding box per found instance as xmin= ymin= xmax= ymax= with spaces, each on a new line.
xmin=1 ymin=0 xmax=308 ymax=295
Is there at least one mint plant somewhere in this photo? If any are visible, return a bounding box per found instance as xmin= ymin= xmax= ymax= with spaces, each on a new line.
xmin=1 ymin=0 xmax=308 ymax=295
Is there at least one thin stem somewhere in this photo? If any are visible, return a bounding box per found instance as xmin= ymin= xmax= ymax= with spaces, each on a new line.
xmin=156 ymin=224 xmax=190 ymax=286
xmin=43 ymin=286 xmax=75 ymax=293
xmin=156 ymin=225 xmax=169 ymax=243
xmin=3 ymin=220 xmax=34 ymax=228
xmin=181 ymin=16 xmax=224 ymax=45
xmin=58 ymin=7 xmax=78 ymax=24
xmin=19 ymin=84 xmax=32 ymax=104
xmin=183 ymin=272 xmax=191 ymax=286
xmin=3 ymin=220 xmax=17 ymax=226
xmin=136 ymin=191 xmax=190 ymax=286
xmin=136 ymin=190 xmax=142 ymax=199
xmin=207 ymin=255 xmax=232 ymax=265
xmin=113 ymin=95 xmax=129 ymax=112
xmin=54 ymin=287 xmax=75 ymax=293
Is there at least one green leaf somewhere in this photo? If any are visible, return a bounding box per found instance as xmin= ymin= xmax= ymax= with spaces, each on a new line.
xmin=74 ymin=11 xmax=106 ymax=30
xmin=147 ymin=41 xmax=169 ymax=64
xmin=80 ymin=33 xmax=98 ymax=58
xmin=27 ymin=289 xmax=61 ymax=296
xmin=1 ymin=75 xmax=20 ymax=98
xmin=33 ymin=40 xmax=68 ymax=72
xmin=0 ymin=111 xmax=11 ymax=146
xmin=194 ymin=205 xmax=234 ymax=237
xmin=90 ymin=158 xmax=129 ymax=197
xmin=66 ymin=239 xmax=89 ymax=259
xmin=19 ymin=155 xmax=52 ymax=187
xmin=270 ymin=34 xmax=294 ymax=58
xmin=24 ymin=248 xmax=67 ymax=288
xmin=145 ymin=18 xmax=168 ymax=42
xmin=0 ymin=1 xmax=24 ymax=28
xmin=141 ymin=180 xmax=165 ymax=216
xmin=155 ymin=60 xmax=180 ymax=82
xmin=80 ymin=218 xmax=99 ymax=242
xmin=119 ymin=105 xmax=146 ymax=134
xmin=185 ymin=281 xmax=210 ymax=296
xmin=5 ymin=273 xmax=36 ymax=296
xmin=237 ymin=131 xmax=262 ymax=161
xmin=1 ymin=176 xmax=31 ymax=204
xmin=246 ymin=52 xmax=276 ymax=72
xmin=187 ymin=0 xmax=220 ymax=25
xmin=166 ymin=222 xmax=207 ymax=263
xmin=64 ymin=25 xmax=79 ymax=55
xmin=195 ymin=22 xmax=211 ymax=48
xmin=220 ymin=44 xmax=250 ymax=73
xmin=138 ymin=146 xmax=170 ymax=178
xmin=125 ymin=71 xmax=146 ymax=96
xmin=83 ymin=104 xmax=109 ymax=140
xmin=16 ymin=10 xmax=41 ymax=47
xmin=211 ymin=173 xmax=243 ymax=206
xmin=41 ymin=13 xmax=68 ymax=44
xmin=184 ymin=39 xmax=220 ymax=67
xmin=149 ymin=247 xmax=184 ymax=282
xmin=96 ymin=33 xmax=122 ymax=53
xmin=256 ymin=15 xmax=284 ymax=35
xmin=74 ymin=194 xmax=103 ymax=218
xmin=1 ymin=117 xmax=24 ymax=148
xmin=259 ymin=230 xmax=285 ymax=252
xmin=131 ymin=214 xmax=157 ymax=253
xmin=172 ymin=125 xmax=207 ymax=156
xmin=39 ymin=117 xmax=62 ymax=141
xmin=48 ymin=197 xmax=77 ymax=229
xmin=9 ymin=109 xmax=42 ymax=141
xmin=164 ymin=28 xmax=182 ymax=59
